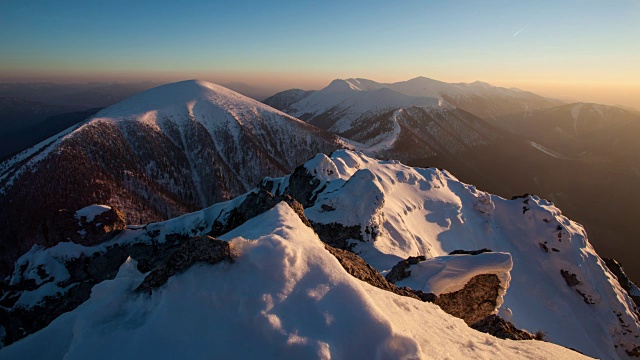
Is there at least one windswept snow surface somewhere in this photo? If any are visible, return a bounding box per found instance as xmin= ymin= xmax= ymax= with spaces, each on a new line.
xmin=0 ymin=204 xmax=587 ymax=360
xmin=282 ymin=151 xmax=639 ymax=359
xmin=396 ymin=252 xmax=513 ymax=296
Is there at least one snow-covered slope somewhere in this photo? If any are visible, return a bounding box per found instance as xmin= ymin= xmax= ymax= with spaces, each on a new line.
xmin=0 ymin=203 xmax=588 ymax=360
xmin=266 ymin=151 xmax=639 ymax=359
xmin=267 ymin=76 xmax=562 ymax=122
xmin=266 ymin=79 xmax=501 ymax=161
xmin=0 ymin=80 xmax=342 ymax=275
xmin=285 ymin=79 xmax=440 ymax=132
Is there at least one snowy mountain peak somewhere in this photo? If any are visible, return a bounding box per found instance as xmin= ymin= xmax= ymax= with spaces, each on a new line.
xmin=0 ymin=80 xmax=342 ymax=277
xmin=92 ymin=79 xmax=295 ymax=123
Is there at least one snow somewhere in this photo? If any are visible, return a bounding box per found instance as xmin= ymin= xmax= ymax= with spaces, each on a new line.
xmin=365 ymin=109 xmax=403 ymax=153
xmin=0 ymin=80 xmax=341 ymax=209
xmin=295 ymin=150 xmax=640 ymax=359
xmin=528 ymin=141 xmax=570 ymax=159
xmin=75 ymin=204 xmax=111 ymax=222
xmin=0 ymin=204 xmax=587 ymax=360
xmin=3 ymin=150 xmax=638 ymax=358
xmin=396 ymin=252 xmax=513 ymax=296
xmin=0 ymin=122 xmax=80 ymax=194
xmin=287 ymin=80 xmax=440 ymax=133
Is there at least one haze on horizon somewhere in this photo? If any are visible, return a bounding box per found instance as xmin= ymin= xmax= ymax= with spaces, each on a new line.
xmin=1 ymin=0 xmax=639 ymax=110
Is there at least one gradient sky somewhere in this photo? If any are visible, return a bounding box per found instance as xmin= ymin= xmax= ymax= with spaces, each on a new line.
xmin=1 ymin=0 xmax=639 ymax=108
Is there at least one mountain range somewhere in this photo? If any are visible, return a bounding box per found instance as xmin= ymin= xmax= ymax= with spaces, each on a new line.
xmin=0 ymin=80 xmax=341 ymax=275
xmin=1 ymin=78 xmax=639 ymax=359
xmin=267 ymin=77 xmax=640 ymax=283
xmin=1 ymin=150 xmax=638 ymax=359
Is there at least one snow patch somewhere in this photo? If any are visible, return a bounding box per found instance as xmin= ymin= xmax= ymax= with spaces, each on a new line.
xmin=75 ymin=204 xmax=111 ymax=222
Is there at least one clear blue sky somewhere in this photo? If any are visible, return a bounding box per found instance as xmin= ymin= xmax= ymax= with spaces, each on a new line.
xmin=1 ymin=0 xmax=639 ymax=107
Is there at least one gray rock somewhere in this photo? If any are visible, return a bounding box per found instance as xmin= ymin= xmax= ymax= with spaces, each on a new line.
xmin=385 ymin=256 xmax=427 ymax=284
xmin=323 ymin=244 xmax=424 ymax=300
xmin=434 ymin=274 xmax=502 ymax=325
xmin=471 ymin=314 xmax=535 ymax=340
xmin=603 ymin=258 xmax=640 ymax=308
xmin=136 ymin=236 xmax=235 ymax=294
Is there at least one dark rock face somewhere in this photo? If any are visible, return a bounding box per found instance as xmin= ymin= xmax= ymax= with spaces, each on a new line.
xmin=0 ymin=281 xmax=96 ymax=346
xmin=136 ymin=236 xmax=235 ymax=294
xmin=471 ymin=315 xmax=535 ymax=340
xmin=0 ymin=234 xmax=229 ymax=346
xmin=0 ymin=244 xmax=130 ymax=347
xmin=561 ymin=269 xmax=596 ymax=304
xmin=434 ymin=274 xmax=502 ymax=325
xmin=282 ymin=165 xmax=322 ymax=208
xmin=385 ymin=256 xmax=427 ymax=283
xmin=40 ymin=206 xmax=126 ymax=248
xmin=209 ymin=190 xmax=310 ymax=237
xmin=561 ymin=269 xmax=581 ymax=287
xmin=384 ymin=255 xmax=508 ymax=327
xmin=323 ymin=244 xmax=423 ymax=301
xmin=603 ymin=258 xmax=640 ymax=308
xmin=75 ymin=206 xmax=127 ymax=246
xmin=311 ymin=222 xmax=362 ymax=250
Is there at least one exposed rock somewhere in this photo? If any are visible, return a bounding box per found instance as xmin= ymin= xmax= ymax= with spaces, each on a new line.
xmin=1 ymin=233 xmax=203 ymax=346
xmin=434 ymin=274 xmax=502 ymax=325
xmin=42 ymin=205 xmax=126 ymax=247
xmin=323 ymin=244 xmax=424 ymax=301
xmin=332 ymin=250 xmax=510 ymax=329
xmin=560 ymin=269 xmax=596 ymax=304
xmin=209 ymin=190 xmax=310 ymax=237
xmin=627 ymin=345 xmax=640 ymax=357
xmin=448 ymin=249 xmax=492 ymax=256
xmin=312 ymin=222 xmax=362 ymax=250
xmin=471 ymin=315 xmax=535 ymax=340
xmin=136 ymin=236 xmax=235 ymax=294
xmin=560 ymin=269 xmax=581 ymax=287
xmin=282 ymin=165 xmax=321 ymax=208
xmin=0 ymin=281 xmax=95 ymax=346
xmin=603 ymin=258 xmax=640 ymax=308
xmin=539 ymin=243 xmax=550 ymax=253
xmin=385 ymin=256 xmax=427 ymax=283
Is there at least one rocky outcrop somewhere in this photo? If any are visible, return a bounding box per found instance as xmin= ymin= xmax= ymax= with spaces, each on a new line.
xmin=136 ymin=236 xmax=235 ymax=294
xmin=385 ymin=255 xmax=510 ymax=327
xmin=282 ymin=164 xmax=322 ymax=208
xmin=0 ymin=281 xmax=95 ymax=347
xmin=311 ymin=222 xmax=362 ymax=250
xmin=470 ymin=315 xmax=535 ymax=340
xmin=41 ymin=205 xmax=126 ymax=247
xmin=74 ymin=206 xmax=127 ymax=246
xmin=603 ymin=258 xmax=640 ymax=308
xmin=323 ymin=244 xmax=425 ymax=301
xmin=209 ymin=190 xmax=310 ymax=237
xmin=0 ymin=234 xmax=232 ymax=346
xmin=328 ymin=247 xmax=531 ymax=337
xmin=434 ymin=274 xmax=502 ymax=325
xmin=561 ymin=269 xmax=596 ymax=304
xmin=385 ymin=256 xmax=427 ymax=283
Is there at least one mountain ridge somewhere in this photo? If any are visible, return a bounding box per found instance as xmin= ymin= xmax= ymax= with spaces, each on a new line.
xmin=0 ymin=80 xmax=343 ymax=275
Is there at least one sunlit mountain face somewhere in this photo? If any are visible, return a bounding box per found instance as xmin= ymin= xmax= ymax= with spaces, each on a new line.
xmin=1 ymin=1 xmax=639 ymax=359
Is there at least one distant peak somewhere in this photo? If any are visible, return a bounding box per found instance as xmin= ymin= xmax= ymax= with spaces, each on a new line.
xmin=325 ymin=79 xmax=361 ymax=92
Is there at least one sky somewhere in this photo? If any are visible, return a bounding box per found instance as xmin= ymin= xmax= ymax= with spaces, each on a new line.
xmin=1 ymin=0 xmax=639 ymax=109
